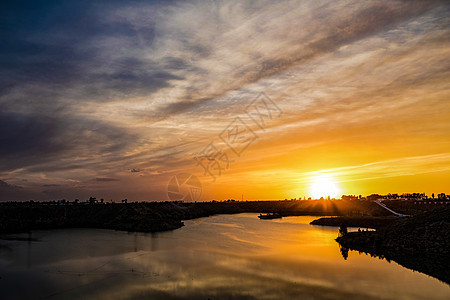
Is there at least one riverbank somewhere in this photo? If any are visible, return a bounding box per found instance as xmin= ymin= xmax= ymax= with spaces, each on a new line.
xmin=0 ymin=199 xmax=388 ymax=234
xmin=336 ymin=205 xmax=450 ymax=284
xmin=310 ymin=216 xmax=397 ymax=229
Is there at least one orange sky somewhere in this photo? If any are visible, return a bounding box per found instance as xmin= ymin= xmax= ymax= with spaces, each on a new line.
xmin=1 ymin=0 xmax=449 ymax=201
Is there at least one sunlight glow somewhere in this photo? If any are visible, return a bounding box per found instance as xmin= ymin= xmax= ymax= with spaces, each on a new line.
xmin=309 ymin=174 xmax=341 ymax=199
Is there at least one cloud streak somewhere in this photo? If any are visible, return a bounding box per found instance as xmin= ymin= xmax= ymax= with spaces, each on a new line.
xmin=306 ymin=153 xmax=450 ymax=183
xmin=1 ymin=0 xmax=449 ymax=200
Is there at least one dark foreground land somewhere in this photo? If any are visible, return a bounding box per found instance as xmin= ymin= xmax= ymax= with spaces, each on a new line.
xmin=336 ymin=205 xmax=450 ymax=284
xmin=0 ymin=199 xmax=388 ymax=234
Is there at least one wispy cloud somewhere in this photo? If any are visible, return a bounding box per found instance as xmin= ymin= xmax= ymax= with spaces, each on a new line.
xmin=306 ymin=153 xmax=450 ymax=183
xmin=1 ymin=0 xmax=448 ymax=200
xmin=95 ymin=177 xmax=120 ymax=182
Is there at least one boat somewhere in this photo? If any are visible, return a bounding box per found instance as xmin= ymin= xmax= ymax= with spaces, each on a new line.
xmin=258 ymin=213 xmax=282 ymax=219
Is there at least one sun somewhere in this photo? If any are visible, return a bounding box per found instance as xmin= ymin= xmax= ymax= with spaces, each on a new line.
xmin=310 ymin=174 xmax=341 ymax=199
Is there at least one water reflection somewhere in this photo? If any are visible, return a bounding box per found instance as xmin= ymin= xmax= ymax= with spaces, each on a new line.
xmin=0 ymin=214 xmax=448 ymax=299
xmin=339 ymin=245 xmax=349 ymax=260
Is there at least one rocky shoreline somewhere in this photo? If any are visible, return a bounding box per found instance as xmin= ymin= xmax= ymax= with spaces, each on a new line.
xmin=336 ymin=206 xmax=450 ymax=284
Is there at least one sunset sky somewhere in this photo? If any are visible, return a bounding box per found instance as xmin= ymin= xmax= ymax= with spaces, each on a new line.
xmin=1 ymin=0 xmax=449 ymax=201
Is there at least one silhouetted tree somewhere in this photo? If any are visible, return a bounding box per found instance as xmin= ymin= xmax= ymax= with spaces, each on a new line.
xmin=339 ymin=224 xmax=348 ymax=237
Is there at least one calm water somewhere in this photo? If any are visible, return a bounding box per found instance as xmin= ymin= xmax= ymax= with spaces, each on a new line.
xmin=0 ymin=214 xmax=448 ymax=300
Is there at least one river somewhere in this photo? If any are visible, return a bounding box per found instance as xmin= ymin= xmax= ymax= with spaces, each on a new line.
xmin=0 ymin=214 xmax=448 ymax=299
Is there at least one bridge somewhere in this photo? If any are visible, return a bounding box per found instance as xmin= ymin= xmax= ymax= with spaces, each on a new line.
xmin=374 ymin=199 xmax=409 ymax=217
